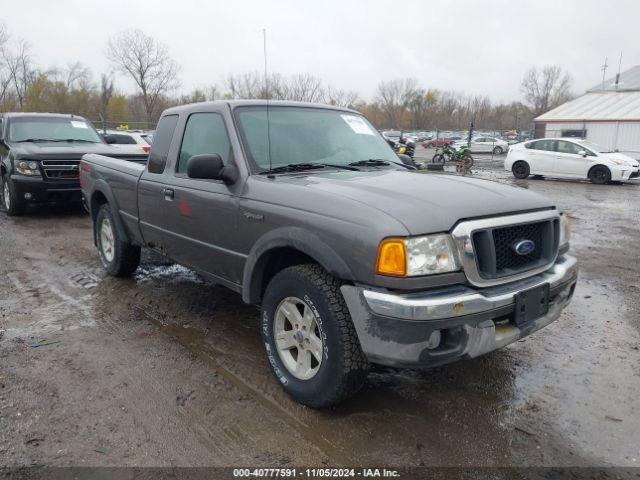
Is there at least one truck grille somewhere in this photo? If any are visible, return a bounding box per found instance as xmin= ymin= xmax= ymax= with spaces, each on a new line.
xmin=472 ymin=219 xmax=559 ymax=279
xmin=41 ymin=160 xmax=80 ymax=180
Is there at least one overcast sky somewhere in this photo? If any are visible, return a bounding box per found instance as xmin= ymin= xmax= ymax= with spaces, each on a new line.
xmin=3 ymin=0 xmax=638 ymax=103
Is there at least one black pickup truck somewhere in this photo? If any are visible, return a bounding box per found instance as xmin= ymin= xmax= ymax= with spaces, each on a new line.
xmin=80 ymin=100 xmax=577 ymax=408
xmin=0 ymin=112 xmax=146 ymax=215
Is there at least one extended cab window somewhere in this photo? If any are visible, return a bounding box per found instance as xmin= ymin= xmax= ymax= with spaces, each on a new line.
xmin=147 ymin=114 xmax=178 ymax=174
xmin=178 ymin=113 xmax=231 ymax=173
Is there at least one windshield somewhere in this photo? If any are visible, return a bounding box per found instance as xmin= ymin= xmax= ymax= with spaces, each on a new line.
xmin=234 ymin=106 xmax=399 ymax=171
xmin=8 ymin=117 xmax=102 ymax=143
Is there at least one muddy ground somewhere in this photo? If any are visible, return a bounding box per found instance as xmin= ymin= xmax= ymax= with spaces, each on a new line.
xmin=1 ymin=150 xmax=639 ymax=473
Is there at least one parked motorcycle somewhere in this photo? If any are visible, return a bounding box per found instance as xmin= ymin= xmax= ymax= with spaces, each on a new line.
xmin=387 ymin=137 xmax=416 ymax=158
xmin=432 ymin=144 xmax=473 ymax=168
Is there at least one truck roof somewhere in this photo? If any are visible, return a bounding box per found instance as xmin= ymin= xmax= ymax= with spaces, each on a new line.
xmin=162 ymin=100 xmax=360 ymax=116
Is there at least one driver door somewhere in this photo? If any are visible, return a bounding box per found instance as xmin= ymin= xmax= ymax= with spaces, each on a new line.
xmin=159 ymin=111 xmax=243 ymax=284
xmin=554 ymin=140 xmax=594 ymax=178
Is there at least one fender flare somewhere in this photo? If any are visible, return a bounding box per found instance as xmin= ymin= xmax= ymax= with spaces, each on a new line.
xmin=242 ymin=227 xmax=355 ymax=304
xmin=89 ymin=178 xmax=131 ymax=245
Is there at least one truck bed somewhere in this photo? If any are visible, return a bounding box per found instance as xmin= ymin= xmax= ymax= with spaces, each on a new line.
xmin=82 ymin=153 xmax=146 ymax=177
xmin=81 ymin=153 xmax=146 ymax=245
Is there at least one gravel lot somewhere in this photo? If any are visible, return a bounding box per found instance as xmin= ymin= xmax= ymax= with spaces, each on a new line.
xmin=1 ymin=150 xmax=639 ymax=473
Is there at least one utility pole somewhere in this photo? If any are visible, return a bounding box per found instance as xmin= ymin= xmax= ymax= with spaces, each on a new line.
xmin=601 ymin=57 xmax=608 ymax=90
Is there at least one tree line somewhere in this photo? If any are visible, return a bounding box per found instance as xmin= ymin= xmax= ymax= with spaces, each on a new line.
xmin=0 ymin=24 xmax=573 ymax=132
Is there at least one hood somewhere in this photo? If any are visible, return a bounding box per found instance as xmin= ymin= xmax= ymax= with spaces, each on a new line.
xmin=9 ymin=141 xmax=125 ymax=160
xmin=277 ymin=170 xmax=556 ymax=234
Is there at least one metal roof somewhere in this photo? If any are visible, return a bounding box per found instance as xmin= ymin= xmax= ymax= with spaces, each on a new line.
xmin=588 ymin=65 xmax=640 ymax=92
xmin=535 ymin=91 xmax=640 ymax=122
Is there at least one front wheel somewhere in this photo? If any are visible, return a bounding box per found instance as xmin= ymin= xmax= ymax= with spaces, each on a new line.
xmin=512 ymin=161 xmax=530 ymax=179
xmin=461 ymin=154 xmax=474 ymax=168
xmin=432 ymin=154 xmax=445 ymax=164
xmin=493 ymin=146 xmax=504 ymax=155
xmin=588 ymin=165 xmax=611 ymax=184
xmin=261 ymin=264 xmax=369 ymax=408
xmin=1 ymin=175 xmax=24 ymax=216
xmin=95 ymin=203 xmax=141 ymax=277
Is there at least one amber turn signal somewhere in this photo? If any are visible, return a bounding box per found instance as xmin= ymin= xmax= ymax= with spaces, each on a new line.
xmin=376 ymin=239 xmax=407 ymax=277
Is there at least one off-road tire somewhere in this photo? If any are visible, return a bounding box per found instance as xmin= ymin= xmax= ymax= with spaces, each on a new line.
xmin=588 ymin=165 xmax=611 ymax=185
xmin=462 ymin=154 xmax=474 ymax=168
xmin=512 ymin=161 xmax=530 ymax=179
xmin=261 ymin=264 xmax=369 ymax=408
xmin=493 ymin=146 xmax=504 ymax=155
xmin=95 ymin=203 xmax=141 ymax=277
xmin=1 ymin=174 xmax=25 ymax=216
xmin=432 ymin=154 xmax=445 ymax=164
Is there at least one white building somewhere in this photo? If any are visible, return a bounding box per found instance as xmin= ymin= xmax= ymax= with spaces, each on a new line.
xmin=534 ymin=66 xmax=640 ymax=159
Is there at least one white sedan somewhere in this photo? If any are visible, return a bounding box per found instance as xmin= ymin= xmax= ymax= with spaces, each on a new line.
xmin=505 ymin=138 xmax=640 ymax=184
xmin=453 ymin=136 xmax=509 ymax=154
xmin=103 ymin=130 xmax=152 ymax=155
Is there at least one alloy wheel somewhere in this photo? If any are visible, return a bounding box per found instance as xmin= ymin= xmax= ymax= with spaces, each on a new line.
xmin=273 ymin=296 xmax=324 ymax=380
xmin=99 ymin=217 xmax=116 ymax=263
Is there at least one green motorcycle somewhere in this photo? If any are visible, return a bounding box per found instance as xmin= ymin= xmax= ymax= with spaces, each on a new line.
xmin=432 ymin=144 xmax=474 ymax=168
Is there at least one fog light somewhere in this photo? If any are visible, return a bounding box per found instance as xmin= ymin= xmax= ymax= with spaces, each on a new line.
xmin=426 ymin=330 xmax=441 ymax=350
xmin=24 ymin=192 xmax=32 ymax=200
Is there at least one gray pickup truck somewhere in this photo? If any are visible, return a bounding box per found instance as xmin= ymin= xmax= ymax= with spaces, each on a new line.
xmin=80 ymin=100 xmax=577 ymax=408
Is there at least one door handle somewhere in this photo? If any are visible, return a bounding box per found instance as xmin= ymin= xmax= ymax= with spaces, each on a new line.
xmin=163 ymin=188 xmax=174 ymax=201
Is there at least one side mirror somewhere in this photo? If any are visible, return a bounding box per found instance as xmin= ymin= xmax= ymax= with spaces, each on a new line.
xmin=187 ymin=154 xmax=237 ymax=183
xmin=578 ymin=150 xmax=587 ymax=157
xmin=103 ymin=134 xmax=117 ymax=144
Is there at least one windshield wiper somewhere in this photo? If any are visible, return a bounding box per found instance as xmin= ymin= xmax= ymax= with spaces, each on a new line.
xmin=349 ymin=158 xmax=412 ymax=169
xmin=349 ymin=159 xmax=392 ymax=166
xmin=260 ymin=162 xmax=358 ymax=175
xmin=15 ymin=138 xmax=98 ymax=143
xmin=15 ymin=138 xmax=58 ymax=143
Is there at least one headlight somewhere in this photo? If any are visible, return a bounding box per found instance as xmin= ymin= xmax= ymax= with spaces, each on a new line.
xmin=15 ymin=159 xmax=40 ymax=176
xmin=559 ymin=213 xmax=571 ymax=250
xmin=376 ymin=234 xmax=459 ymax=277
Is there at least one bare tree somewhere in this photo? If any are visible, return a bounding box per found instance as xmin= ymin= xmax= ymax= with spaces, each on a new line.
xmin=521 ymin=65 xmax=572 ymax=116
xmin=224 ymin=71 xmax=263 ymax=99
xmin=324 ymin=86 xmax=359 ymax=108
xmin=2 ymin=38 xmax=36 ymax=108
xmin=375 ymin=78 xmax=418 ymax=128
xmin=107 ymin=29 xmax=180 ymax=128
xmin=0 ymin=23 xmax=12 ymax=106
xmin=286 ymin=74 xmax=324 ymax=102
xmin=65 ymin=61 xmax=92 ymax=90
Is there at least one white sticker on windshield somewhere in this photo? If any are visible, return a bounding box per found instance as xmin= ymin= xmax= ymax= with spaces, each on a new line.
xmin=341 ymin=114 xmax=375 ymax=135
xmin=70 ymin=121 xmax=88 ymax=129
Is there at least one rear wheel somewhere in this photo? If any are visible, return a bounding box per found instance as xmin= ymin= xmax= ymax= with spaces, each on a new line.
xmin=95 ymin=203 xmax=141 ymax=277
xmin=512 ymin=161 xmax=530 ymax=179
xmin=588 ymin=165 xmax=611 ymax=184
xmin=1 ymin=174 xmax=24 ymax=216
xmin=432 ymin=154 xmax=445 ymax=164
xmin=461 ymin=154 xmax=474 ymax=168
xmin=261 ymin=264 xmax=369 ymax=408
xmin=493 ymin=146 xmax=504 ymax=155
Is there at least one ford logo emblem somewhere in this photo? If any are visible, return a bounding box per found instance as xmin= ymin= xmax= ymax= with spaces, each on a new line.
xmin=513 ymin=239 xmax=535 ymax=256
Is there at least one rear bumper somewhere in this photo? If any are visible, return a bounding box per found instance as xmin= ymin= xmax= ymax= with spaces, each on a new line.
xmin=341 ymin=255 xmax=578 ymax=368
xmin=10 ymin=174 xmax=81 ymax=204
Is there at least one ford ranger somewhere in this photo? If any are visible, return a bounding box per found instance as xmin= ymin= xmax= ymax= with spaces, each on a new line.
xmin=0 ymin=112 xmax=146 ymax=215
xmin=80 ymin=101 xmax=577 ymax=408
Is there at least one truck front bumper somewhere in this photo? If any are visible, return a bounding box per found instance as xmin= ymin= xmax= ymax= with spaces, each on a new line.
xmin=10 ymin=175 xmax=81 ymax=204
xmin=341 ymin=255 xmax=578 ymax=368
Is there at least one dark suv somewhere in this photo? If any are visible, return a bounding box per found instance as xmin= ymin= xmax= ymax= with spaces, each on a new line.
xmin=0 ymin=113 xmax=146 ymax=215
